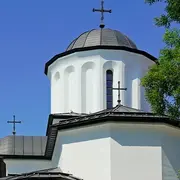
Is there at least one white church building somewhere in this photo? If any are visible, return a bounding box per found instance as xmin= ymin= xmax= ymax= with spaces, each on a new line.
xmin=1 ymin=1 xmax=180 ymax=180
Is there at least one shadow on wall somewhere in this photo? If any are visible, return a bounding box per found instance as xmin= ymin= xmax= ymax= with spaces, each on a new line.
xmin=111 ymin=127 xmax=162 ymax=147
xmin=57 ymin=124 xmax=111 ymax=145
xmin=52 ymin=133 xmax=63 ymax=168
xmin=64 ymin=65 xmax=76 ymax=112
xmin=81 ymin=62 xmax=95 ymax=113
xmin=57 ymin=123 xmax=180 ymax=147
xmin=56 ymin=123 xmax=164 ymax=146
xmin=0 ymin=158 xmax=6 ymax=178
xmin=162 ymin=136 xmax=180 ymax=178
xmin=100 ymin=51 xmax=124 ymax=62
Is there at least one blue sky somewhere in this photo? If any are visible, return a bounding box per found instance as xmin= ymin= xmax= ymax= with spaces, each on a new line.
xmin=0 ymin=0 xmax=166 ymax=137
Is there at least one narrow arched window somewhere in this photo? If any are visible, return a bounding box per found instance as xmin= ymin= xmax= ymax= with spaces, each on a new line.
xmin=106 ymin=70 xmax=113 ymax=109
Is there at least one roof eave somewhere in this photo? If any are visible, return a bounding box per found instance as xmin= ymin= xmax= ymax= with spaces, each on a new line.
xmin=44 ymin=45 xmax=158 ymax=75
xmin=0 ymin=154 xmax=50 ymax=160
xmin=54 ymin=115 xmax=174 ymax=131
xmin=44 ymin=112 xmax=179 ymax=160
xmin=46 ymin=114 xmax=84 ymax=136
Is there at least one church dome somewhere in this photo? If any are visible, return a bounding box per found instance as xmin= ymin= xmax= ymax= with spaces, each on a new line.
xmin=66 ymin=28 xmax=137 ymax=51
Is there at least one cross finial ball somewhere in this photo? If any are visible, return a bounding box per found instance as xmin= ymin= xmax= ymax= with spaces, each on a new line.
xmin=92 ymin=0 xmax=112 ymax=28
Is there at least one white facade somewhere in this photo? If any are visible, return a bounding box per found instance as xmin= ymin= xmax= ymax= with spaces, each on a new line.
xmin=47 ymin=49 xmax=154 ymax=114
xmin=51 ymin=123 xmax=180 ymax=180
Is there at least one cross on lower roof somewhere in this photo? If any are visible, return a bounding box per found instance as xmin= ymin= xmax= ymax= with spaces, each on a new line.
xmin=92 ymin=0 xmax=112 ymax=28
xmin=112 ymin=81 xmax=127 ymax=105
xmin=7 ymin=115 xmax=21 ymax=135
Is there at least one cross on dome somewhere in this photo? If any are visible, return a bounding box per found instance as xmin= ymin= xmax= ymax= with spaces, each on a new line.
xmin=7 ymin=115 xmax=21 ymax=135
xmin=92 ymin=0 xmax=112 ymax=28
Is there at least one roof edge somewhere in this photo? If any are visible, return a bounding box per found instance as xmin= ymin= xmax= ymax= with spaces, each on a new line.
xmin=44 ymin=111 xmax=179 ymax=160
xmin=0 ymin=154 xmax=50 ymax=160
xmin=54 ymin=115 xmax=180 ymax=131
xmin=44 ymin=45 xmax=158 ymax=75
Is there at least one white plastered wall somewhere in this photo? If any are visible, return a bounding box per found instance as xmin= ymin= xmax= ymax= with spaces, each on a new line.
xmin=47 ymin=49 xmax=155 ymax=114
xmin=51 ymin=123 xmax=180 ymax=180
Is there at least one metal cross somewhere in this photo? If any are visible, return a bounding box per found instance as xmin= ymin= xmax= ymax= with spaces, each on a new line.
xmin=92 ymin=0 xmax=112 ymax=28
xmin=112 ymin=81 xmax=127 ymax=105
xmin=7 ymin=115 xmax=21 ymax=135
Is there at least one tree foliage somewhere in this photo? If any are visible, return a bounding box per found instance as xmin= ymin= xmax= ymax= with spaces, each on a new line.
xmin=141 ymin=0 xmax=180 ymax=119
xmin=145 ymin=0 xmax=180 ymax=27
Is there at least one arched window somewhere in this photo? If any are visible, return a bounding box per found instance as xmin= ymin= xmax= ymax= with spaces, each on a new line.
xmin=106 ymin=70 xmax=113 ymax=109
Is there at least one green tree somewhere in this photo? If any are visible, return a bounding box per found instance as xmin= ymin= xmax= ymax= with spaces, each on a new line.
xmin=141 ymin=0 xmax=180 ymax=119
xmin=145 ymin=0 xmax=180 ymax=27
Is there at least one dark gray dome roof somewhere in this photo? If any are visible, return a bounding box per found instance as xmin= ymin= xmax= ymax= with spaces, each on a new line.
xmin=66 ymin=28 xmax=137 ymax=51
